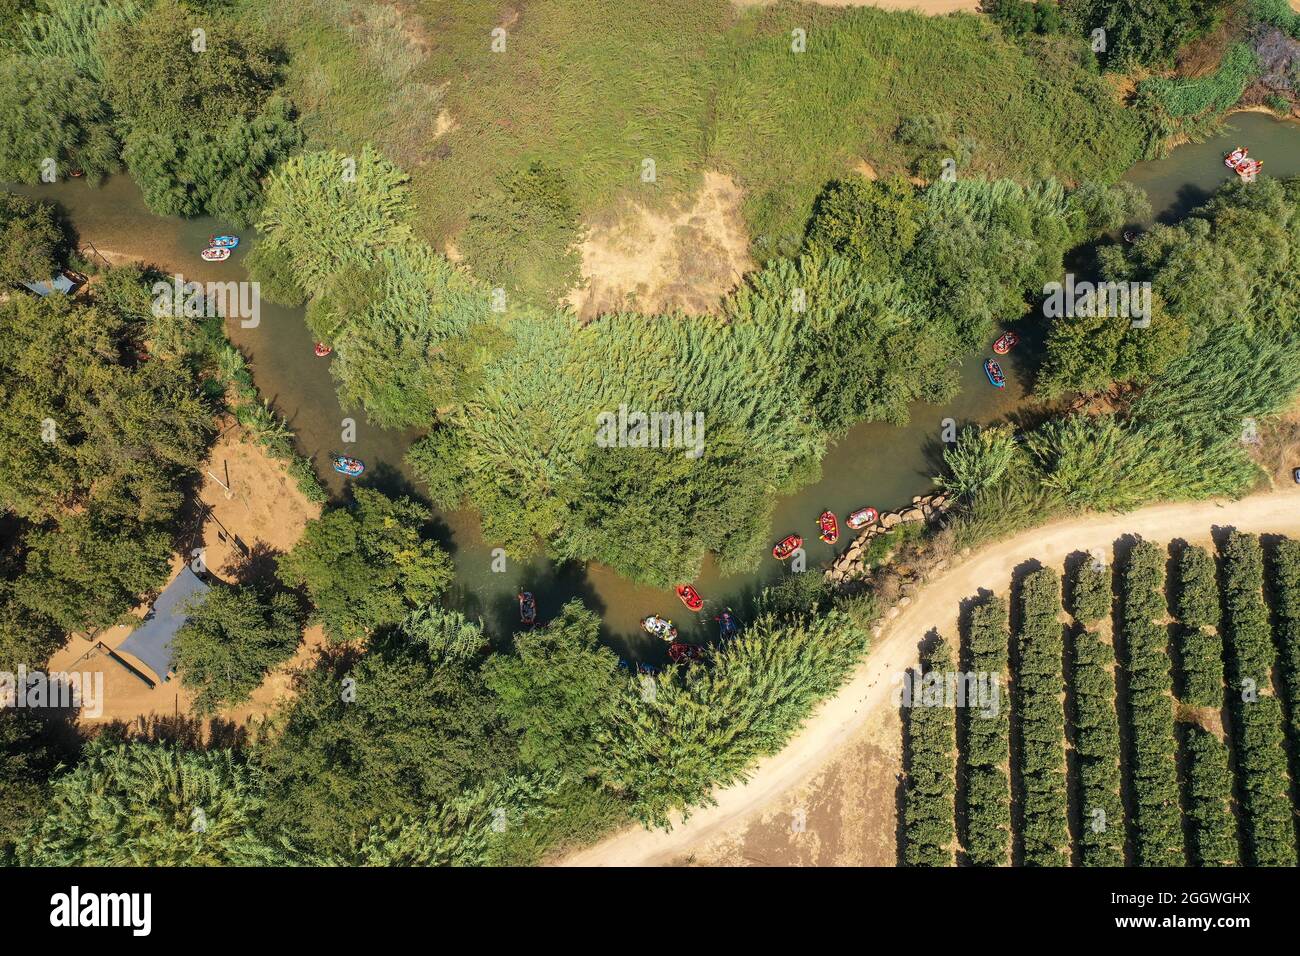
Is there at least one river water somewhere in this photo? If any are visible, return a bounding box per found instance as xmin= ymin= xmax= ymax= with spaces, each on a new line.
xmin=15 ymin=111 xmax=1298 ymax=658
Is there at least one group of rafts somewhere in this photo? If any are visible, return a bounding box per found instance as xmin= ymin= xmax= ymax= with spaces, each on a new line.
xmin=635 ymin=335 xmax=1029 ymax=659
xmin=1224 ymin=146 xmax=1263 ymax=180
xmin=197 ymin=233 xmax=364 ymax=478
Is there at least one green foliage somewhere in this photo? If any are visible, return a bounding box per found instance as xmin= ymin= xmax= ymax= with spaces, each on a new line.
xmin=1068 ymin=558 xmax=1112 ymax=624
xmin=961 ymin=596 xmax=1012 ymax=866
xmin=904 ymin=638 xmax=957 ymax=866
xmin=804 ymin=175 xmax=922 ymax=277
xmin=355 ymin=771 xmax=565 ymax=866
xmin=982 ymin=0 xmax=1066 ymax=37
xmin=459 ymin=161 xmax=583 ymax=307
xmin=1219 ymin=531 xmax=1296 ymax=866
xmin=938 ymin=425 xmax=1019 ymax=501
xmin=101 ymin=0 xmax=281 ymax=132
xmin=483 ymin=601 xmax=621 ymax=773
xmin=19 ymin=741 xmax=296 ymax=866
xmin=1270 ymin=538 xmax=1300 ymax=746
xmin=1064 ymin=0 xmax=1225 ymax=69
xmin=0 ymin=191 xmax=64 ymax=286
xmin=0 ymin=53 xmax=119 ymax=183
xmin=1070 ymin=615 xmax=1126 ymax=866
xmin=172 ymin=583 xmax=304 ymax=715
xmin=1182 ymin=725 xmax=1239 ymax=866
xmin=256 ymin=631 xmax=516 ymax=855
xmin=0 ymin=709 xmax=57 ymax=861
xmin=16 ymin=0 xmax=144 ymax=82
xmin=277 ymin=487 xmax=454 ymax=642
xmin=1014 ymin=567 xmax=1069 ymax=866
xmin=122 ymin=96 xmax=302 ymax=227
xmin=1119 ymin=541 xmax=1186 ymax=866
xmin=400 ymin=605 xmax=486 ymax=663
xmin=595 ymin=608 xmax=868 ymax=827
xmin=1173 ymin=545 xmax=1225 ymax=708
xmin=255 ymin=146 xmax=414 ymax=290
xmin=1135 ymin=43 xmax=1260 ymax=150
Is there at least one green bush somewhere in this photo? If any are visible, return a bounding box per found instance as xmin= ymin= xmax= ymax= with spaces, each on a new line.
xmin=904 ymin=638 xmax=957 ymax=866
xmin=1067 ymin=560 xmax=1124 ymax=865
xmin=1014 ymin=567 xmax=1069 ymax=866
xmin=1118 ymin=541 xmax=1185 ymax=866
xmin=1220 ymin=532 xmax=1296 ymax=866
xmin=1173 ymin=545 xmax=1224 ymax=708
xmin=961 ymin=596 xmax=1012 ymax=866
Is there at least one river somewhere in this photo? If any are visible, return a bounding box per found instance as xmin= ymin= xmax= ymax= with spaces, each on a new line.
xmin=14 ymin=110 xmax=1299 ymax=659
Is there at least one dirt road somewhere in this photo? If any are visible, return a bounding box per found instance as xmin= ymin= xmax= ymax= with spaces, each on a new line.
xmin=561 ymin=488 xmax=1300 ymax=866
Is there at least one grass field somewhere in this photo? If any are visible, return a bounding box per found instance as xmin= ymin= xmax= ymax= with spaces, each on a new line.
xmin=252 ymin=0 xmax=1143 ymax=280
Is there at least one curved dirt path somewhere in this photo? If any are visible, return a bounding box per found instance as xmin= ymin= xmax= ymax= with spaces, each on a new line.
xmin=561 ymin=487 xmax=1300 ymax=866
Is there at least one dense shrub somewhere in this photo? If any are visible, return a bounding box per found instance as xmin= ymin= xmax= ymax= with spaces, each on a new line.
xmin=1067 ymin=561 xmax=1124 ymax=866
xmin=1118 ymin=541 xmax=1185 ymax=866
xmin=1182 ymin=725 xmax=1239 ymax=866
xmin=1219 ymin=532 xmax=1296 ymax=866
xmin=1173 ymin=545 xmax=1225 ymax=708
xmin=961 ymin=596 xmax=1012 ymax=865
xmin=1270 ymin=538 xmax=1300 ymax=744
xmin=1014 ymin=568 xmax=1070 ymax=866
xmin=904 ymin=639 xmax=957 ymax=866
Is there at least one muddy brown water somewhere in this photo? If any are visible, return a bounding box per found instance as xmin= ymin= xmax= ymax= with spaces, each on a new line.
xmin=14 ymin=111 xmax=1298 ymax=659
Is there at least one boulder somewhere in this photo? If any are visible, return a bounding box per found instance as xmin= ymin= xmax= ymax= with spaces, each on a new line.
xmin=881 ymin=512 xmax=901 ymax=529
xmin=901 ymin=507 xmax=924 ymax=523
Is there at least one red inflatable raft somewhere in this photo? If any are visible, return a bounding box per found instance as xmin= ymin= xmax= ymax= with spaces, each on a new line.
xmin=817 ymin=510 xmax=839 ymax=544
xmin=675 ymin=584 xmax=704 ymax=612
xmin=772 ymin=535 xmax=802 ymax=560
xmin=992 ymin=331 xmax=1020 ymax=355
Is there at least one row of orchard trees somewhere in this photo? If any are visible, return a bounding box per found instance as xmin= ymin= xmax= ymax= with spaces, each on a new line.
xmin=904 ymin=532 xmax=1300 ymax=866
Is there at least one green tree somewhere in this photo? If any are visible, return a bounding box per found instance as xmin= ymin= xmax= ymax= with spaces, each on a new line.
xmin=804 ymin=175 xmax=922 ymax=278
xmin=0 ymin=54 xmax=119 ymax=182
xmin=256 ymin=632 xmax=516 ymax=855
xmin=277 ymin=487 xmax=453 ymax=642
xmin=254 ymin=146 xmax=414 ymax=289
xmin=483 ymin=600 xmax=621 ymax=772
xmin=0 ymin=192 xmax=65 ymax=286
xmin=19 ymin=741 xmax=295 ymax=866
xmin=172 ymin=583 xmax=304 ymax=715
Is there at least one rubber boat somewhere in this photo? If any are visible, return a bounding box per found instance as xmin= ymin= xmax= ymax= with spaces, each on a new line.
xmin=518 ymin=591 xmax=537 ymax=626
xmin=847 ymin=507 xmax=879 ymax=530
xmin=200 ymin=247 xmax=230 ymax=262
xmin=716 ymin=609 xmax=739 ymax=638
xmin=984 ymin=358 xmax=1006 ymax=389
xmin=314 ymin=342 xmax=333 ymax=357
xmin=667 ymin=642 xmax=707 ymax=665
xmin=992 ymin=331 xmax=1020 ymax=355
xmin=331 ymin=455 xmax=364 ymax=477
xmin=1225 ymin=147 xmax=1248 ymax=169
xmin=209 ymin=235 xmax=240 ymax=249
xmin=641 ymin=615 xmax=677 ymax=641
xmin=675 ymin=584 xmax=703 ymax=612
xmin=817 ymin=510 xmax=839 ymax=544
xmin=772 ymin=534 xmax=802 ymax=560
xmin=1235 ymin=158 xmax=1263 ymax=180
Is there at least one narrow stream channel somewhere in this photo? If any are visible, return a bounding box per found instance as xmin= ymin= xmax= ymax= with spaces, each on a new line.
xmin=14 ymin=110 xmax=1299 ymax=658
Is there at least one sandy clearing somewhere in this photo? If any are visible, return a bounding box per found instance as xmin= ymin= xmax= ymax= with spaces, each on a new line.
xmin=561 ymin=486 xmax=1300 ymax=866
xmin=567 ymin=171 xmax=753 ymax=320
xmin=45 ymin=425 xmax=322 ymax=735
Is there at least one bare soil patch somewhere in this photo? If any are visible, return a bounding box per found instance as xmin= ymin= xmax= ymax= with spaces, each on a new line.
xmin=567 ymin=171 xmax=753 ymax=320
xmin=47 ymin=427 xmax=323 ymax=736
